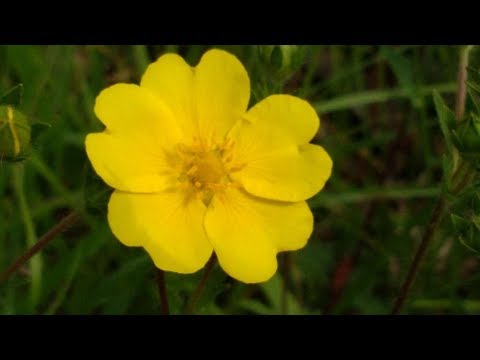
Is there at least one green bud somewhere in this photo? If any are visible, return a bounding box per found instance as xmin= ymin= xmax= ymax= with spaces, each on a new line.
xmin=0 ymin=105 xmax=31 ymax=161
xmin=258 ymin=45 xmax=306 ymax=73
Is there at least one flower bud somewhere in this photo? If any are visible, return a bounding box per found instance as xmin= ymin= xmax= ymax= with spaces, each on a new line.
xmin=0 ymin=105 xmax=31 ymax=161
xmin=258 ymin=45 xmax=307 ymax=73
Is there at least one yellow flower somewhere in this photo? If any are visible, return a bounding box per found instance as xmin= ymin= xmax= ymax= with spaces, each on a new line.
xmin=85 ymin=49 xmax=332 ymax=283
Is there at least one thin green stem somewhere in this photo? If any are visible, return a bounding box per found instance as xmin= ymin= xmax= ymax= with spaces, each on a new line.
xmin=308 ymin=186 xmax=440 ymax=208
xmin=314 ymin=82 xmax=456 ymax=114
xmin=184 ymin=254 xmax=217 ymax=314
xmin=11 ymin=164 xmax=42 ymax=306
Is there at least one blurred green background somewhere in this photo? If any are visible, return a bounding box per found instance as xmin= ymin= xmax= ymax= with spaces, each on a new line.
xmin=1 ymin=45 xmax=479 ymax=315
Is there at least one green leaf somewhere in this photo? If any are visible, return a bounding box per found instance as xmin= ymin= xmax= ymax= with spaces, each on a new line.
xmin=451 ymin=213 xmax=480 ymax=255
xmin=380 ymin=46 xmax=413 ymax=88
xmin=95 ymin=254 xmax=151 ymax=314
xmin=238 ymin=274 xmax=316 ymax=315
xmin=442 ymin=153 xmax=454 ymax=185
xmin=457 ymin=230 xmax=480 ymax=255
xmin=433 ymin=90 xmax=456 ymax=154
xmin=466 ymin=80 xmax=480 ymax=96
xmin=471 ymin=113 xmax=480 ymax=136
xmin=314 ymin=82 xmax=456 ymax=114
xmin=466 ymin=88 xmax=480 ymax=115
xmin=471 ymin=215 xmax=480 ymax=232
xmin=456 ymin=115 xmax=480 ymax=156
xmin=380 ymin=46 xmax=421 ymax=107
xmin=270 ymin=46 xmax=283 ymax=69
xmin=0 ymin=84 xmax=24 ymax=107
xmin=451 ymin=213 xmax=470 ymax=234
xmin=451 ymin=129 xmax=464 ymax=151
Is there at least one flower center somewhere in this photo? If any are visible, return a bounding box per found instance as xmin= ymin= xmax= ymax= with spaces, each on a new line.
xmin=175 ymin=138 xmax=241 ymax=205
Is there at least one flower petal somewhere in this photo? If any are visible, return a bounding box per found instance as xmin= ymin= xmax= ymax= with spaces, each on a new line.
xmin=87 ymin=83 xmax=182 ymax=192
xmin=194 ymin=49 xmax=250 ymax=142
xmin=229 ymin=95 xmax=332 ymax=201
xmin=108 ymin=190 xmax=213 ymax=273
xmin=242 ymin=94 xmax=320 ymax=149
xmin=204 ymin=187 xmax=313 ymax=283
xmin=232 ymin=144 xmax=332 ymax=202
xmin=140 ymin=53 xmax=197 ymax=138
xmin=94 ymin=83 xmax=181 ymax=146
xmin=140 ymin=49 xmax=249 ymax=143
xmin=86 ymin=133 xmax=176 ymax=192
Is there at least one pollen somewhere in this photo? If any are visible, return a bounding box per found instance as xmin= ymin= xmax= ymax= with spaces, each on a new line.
xmin=175 ymin=137 xmax=244 ymax=205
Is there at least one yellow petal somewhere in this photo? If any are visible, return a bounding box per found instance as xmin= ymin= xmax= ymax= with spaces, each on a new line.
xmin=140 ymin=49 xmax=249 ymax=144
xmin=140 ymin=53 xmax=197 ymax=139
xmin=87 ymin=83 xmax=182 ymax=192
xmin=86 ymin=133 xmax=177 ymax=192
xmin=229 ymin=95 xmax=332 ymax=201
xmin=241 ymin=94 xmax=319 ymax=149
xmin=94 ymin=83 xmax=181 ymax=147
xmin=232 ymin=144 xmax=332 ymax=202
xmin=204 ymin=187 xmax=313 ymax=283
xmin=108 ymin=190 xmax=213 ymax=273
xmin=194 ymin=49 xmax=250 ymax=142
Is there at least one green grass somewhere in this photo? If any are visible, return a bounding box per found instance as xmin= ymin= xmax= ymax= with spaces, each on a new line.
xmin=1 ymin=45 xmax=479 ymax=315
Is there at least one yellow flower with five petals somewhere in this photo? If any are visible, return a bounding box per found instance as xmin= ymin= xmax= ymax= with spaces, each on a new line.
xmin=85 ymin=49 xmax=332 ymax=283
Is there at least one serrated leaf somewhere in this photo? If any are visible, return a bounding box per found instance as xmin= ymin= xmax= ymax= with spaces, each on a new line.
xmin=433 ymin=90 xmax=456 ymax=154
xmin=0 ymin=84 xmax=24 ymax=107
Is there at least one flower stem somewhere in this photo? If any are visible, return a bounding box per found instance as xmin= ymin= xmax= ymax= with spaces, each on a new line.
xmin=11 ymin=164 xmax=42 ymax=306
xmin=391 ymin=198 xmax=447 ymax=314
xmin=184 ymin=254 xmax=217 ymax=314
xmin=155 ymin=269 xmax=169 ymax=315
xmin=391 ymin=45 xmax=474 ymax=315
xmin=0 ymin=211 xmax=79 ymax=284
xmin=455 ymin=45 xmax=474 ymax=121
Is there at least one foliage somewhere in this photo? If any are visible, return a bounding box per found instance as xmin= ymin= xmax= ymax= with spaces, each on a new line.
xmin=1 ymin=45 xmax=480 ymax=314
